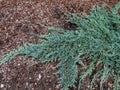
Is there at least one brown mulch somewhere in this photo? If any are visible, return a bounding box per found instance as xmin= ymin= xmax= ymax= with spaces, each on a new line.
xmin=0 ymin=0 xmax=119 ymax=90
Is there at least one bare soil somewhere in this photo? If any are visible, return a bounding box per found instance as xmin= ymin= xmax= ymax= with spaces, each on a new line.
xmin=0 ymin=0 xmax=119 ymax=90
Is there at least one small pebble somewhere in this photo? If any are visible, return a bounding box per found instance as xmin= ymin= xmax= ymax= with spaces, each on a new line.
xmin=26 ymin=82 xmax=28 ymax=86
xmin=29 ymin=77 xmax=32 ymax=79
xmin=37 ymin=74 xmax=42 ymax=81
xmin=0 ymin=84 xmax=4 ymax=88
xmin=18 ymin=63 xmax=20 ymax=66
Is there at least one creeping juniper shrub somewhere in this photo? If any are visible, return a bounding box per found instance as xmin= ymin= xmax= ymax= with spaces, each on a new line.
xmin=0 ymin=2 xmax=120 ymax=90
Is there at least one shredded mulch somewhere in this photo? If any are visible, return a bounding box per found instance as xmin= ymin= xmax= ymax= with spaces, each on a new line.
xmin=0 ymin=0 xmax=119 ymax=90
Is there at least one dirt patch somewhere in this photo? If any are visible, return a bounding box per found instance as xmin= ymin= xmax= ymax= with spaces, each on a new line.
xmin=0 ymin=0 xmax=119 ymax=90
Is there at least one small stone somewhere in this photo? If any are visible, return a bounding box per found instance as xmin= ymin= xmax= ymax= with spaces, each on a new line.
xmin=18 ymin=63 xmax=20 ymax=66
xmin=0 ymin=84 xmax=4 ymax=88
xmin=35 ymin=83 xmax=37 ymax=85
xmin=37 ymin=74 xmax=42 ymax=81
xmin=47 ymin=75 xmax=50 ymax=78
xmin=26 ymin=82 xmax=28 ymax=86
xmin=29 ymin=77 xmax=32 ymax=79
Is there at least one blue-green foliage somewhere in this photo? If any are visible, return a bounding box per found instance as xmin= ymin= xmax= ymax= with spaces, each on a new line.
xmin=0 ymin=2 xmax=120 ymax=90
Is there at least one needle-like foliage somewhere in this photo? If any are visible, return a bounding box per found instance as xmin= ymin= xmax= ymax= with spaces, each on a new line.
xmin=0 ymin=2 xmax=120 ymax=90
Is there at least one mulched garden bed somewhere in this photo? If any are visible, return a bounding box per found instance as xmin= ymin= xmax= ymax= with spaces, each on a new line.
xmin=0 ymin=0 xmax=119 ymax=90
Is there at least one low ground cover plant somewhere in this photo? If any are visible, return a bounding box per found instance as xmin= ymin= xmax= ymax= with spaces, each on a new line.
xmin=0 ymin=2 xmax=120 ymax=90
